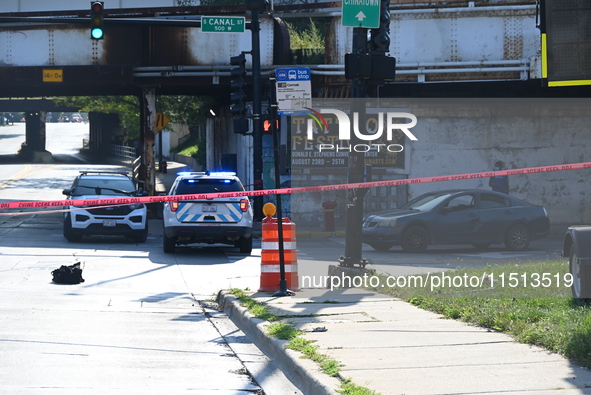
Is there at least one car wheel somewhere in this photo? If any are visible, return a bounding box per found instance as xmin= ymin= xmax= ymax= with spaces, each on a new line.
xmin=63 ymin=214 xmax=82 ymax=242
xmin=239 ymin=236 xmax=253 ymax=254
xmin=163 ymin=234 xmax=176 ymax=253
xmin=401 ymin=226 xmax=430 ymax=252
xmin=504 ymin=224 xmax=531 ymax=251
xmin=569 ymin=249 xmax=591 ymax=299
xmin=472 ymin=243 xmax=490 ymax=250
xmin=368 ymin=242 xmax=394 ymax=251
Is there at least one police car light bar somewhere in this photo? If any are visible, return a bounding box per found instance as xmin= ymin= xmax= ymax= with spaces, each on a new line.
xmin=207 ymin=172 xmax=237 ymax=177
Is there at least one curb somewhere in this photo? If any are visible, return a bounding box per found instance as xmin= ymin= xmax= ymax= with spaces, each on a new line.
xmin=217 ymin=291 xmax=340 ymax=395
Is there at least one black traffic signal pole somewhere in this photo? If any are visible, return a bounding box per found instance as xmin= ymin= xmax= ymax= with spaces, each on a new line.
xmin=340 ymin=27 xmax=369 ymax=268
xmin=250 ymin=7 xmax=264 ymax=221
xmin=340 ymin=0 xmax=391 ymax=268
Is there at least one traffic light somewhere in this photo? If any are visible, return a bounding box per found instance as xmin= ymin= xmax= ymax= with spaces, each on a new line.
xmin=262 ymin=118 xmax=279 ymax=134
xmin=370 ymin=0 xmax=391 ymax=54
xmin=230 ymin=53 xmax=248 ymax=134
xmin=90 ymin=1 xmax=104 ymax=40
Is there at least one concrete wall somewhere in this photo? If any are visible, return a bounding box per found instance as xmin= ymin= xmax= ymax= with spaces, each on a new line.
xmin=286 ymin=98 xmax=591 ymax=229
xmin=406 ymin=98 xmax=591 ymax=226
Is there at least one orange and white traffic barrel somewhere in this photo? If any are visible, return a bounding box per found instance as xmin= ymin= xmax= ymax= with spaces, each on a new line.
xmin=258 ymin=204 xmax=300 ymax=292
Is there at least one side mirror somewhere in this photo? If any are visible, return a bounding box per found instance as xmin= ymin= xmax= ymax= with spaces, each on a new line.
xmin=62 ymin=188 xmax=71 ymax=196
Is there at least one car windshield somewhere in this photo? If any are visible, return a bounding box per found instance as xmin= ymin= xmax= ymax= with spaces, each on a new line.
xmin=174 ymin=179 xmax=244 ymax=195
xmin=74 ymin=178 xmax=135 ymax=196
xmin=400 ymin=192 xmax=453 ymax=211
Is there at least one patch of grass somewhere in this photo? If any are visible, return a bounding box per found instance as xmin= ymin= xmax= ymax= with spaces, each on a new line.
xmin=285 ymin=337 xmax=343 ymax=377
xmin=267 ymin=322 xmax=301 ymax=340
xmin=337 ymin=379 xmax=378 ymax=395
xmin=367 ymin=260 xmax=591 ymax=369
xmin=228 ymin=288 xmax=278 ymax=322
xmin=177 ymin=144 xmax=199 ymax=157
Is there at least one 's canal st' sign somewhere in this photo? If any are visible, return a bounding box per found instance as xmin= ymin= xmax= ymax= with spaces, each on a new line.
xmin=201 ymin=16 xmax=246 ymax=33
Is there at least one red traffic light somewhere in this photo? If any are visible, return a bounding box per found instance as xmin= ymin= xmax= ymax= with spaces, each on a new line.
xmin=91 ymin=1 xmax=104 ymax=14
xmin=263 ymin=119 xmax=279 ymax=133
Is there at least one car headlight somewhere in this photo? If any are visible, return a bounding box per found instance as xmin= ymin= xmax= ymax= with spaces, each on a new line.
xmin=129 ymin=203 xmax=145 ymax=210
xmin=378 ymin=218 xmax=397 ymax=228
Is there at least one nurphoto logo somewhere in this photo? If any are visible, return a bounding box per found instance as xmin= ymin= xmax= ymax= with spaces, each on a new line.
xmin=304 ymin=107 xmax=418 ymax=153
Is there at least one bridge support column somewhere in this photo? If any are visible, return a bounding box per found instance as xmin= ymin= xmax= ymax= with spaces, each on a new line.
xmin=140 ymin=88 xmax=156 ymax=195
xmin=22 ymin=111 xmax=52 ymax=163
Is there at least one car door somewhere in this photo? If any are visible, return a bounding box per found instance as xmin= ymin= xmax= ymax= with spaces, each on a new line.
xmin=434 ymin=193 xmax=479 ymax=244
xmin=474 ymin=192 xmax=516 ymax=243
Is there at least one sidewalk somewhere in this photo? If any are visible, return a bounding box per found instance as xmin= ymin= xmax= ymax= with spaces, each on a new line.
xmin=154 ymin=160 xmax=188 ymax=194
xmin=220 ymin=287 xmax=591 ymax=395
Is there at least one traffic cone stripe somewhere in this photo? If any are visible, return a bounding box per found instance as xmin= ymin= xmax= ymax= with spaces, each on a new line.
xmin=261 ymin=241 xmax=296 ymax=250
xmin=261 ymin=264 xmax=298 ymax=273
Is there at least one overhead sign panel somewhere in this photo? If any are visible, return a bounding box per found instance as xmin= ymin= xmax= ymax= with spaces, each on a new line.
xmin=342 ymin=0 xmax=380 ymax=28
xmin=541 ymin=0 xmax=591 ymax=87
xmin=201 ymin=16 xmax=245 ymax=33
xmin=275 ymin=68 xmax=312 ymax=116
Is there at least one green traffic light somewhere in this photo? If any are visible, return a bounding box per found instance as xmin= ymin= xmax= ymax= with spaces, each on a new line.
xmin=91 ymin=27 xmax=104 ymax=40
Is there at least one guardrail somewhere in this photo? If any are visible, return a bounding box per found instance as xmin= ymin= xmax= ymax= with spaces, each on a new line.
xmin=110 ymin=144 xmax=137 ymax=164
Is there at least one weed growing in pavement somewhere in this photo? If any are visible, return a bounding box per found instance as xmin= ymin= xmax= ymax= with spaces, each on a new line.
xmin=337 ymin=379 xmax=379 ymax=395
xmin=228 ymin=288 xmax=278 ymax=322
xmin=366 ymin=260 xmax=591 ymax=369
xmin=227 ymin=289 xmax=378 ymax=394
xmin=267 ymin=322 xmax=301 ymax=340
xmin=285 ymin=336 xmax=343 ymax=377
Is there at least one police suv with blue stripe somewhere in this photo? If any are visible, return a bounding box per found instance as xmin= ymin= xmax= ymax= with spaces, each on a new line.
xmin=162 ymin=172 xmax=253 ymax=253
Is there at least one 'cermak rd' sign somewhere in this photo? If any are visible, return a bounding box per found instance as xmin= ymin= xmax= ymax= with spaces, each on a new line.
xmin=201 ymin=16 xmax=246 ymax=33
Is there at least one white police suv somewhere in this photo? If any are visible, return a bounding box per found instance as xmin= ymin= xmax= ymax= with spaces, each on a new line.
xmin=162 ymin=172 xmax=253 ymax=253
xmin=62 ymin=171 xmax=148 ymax=243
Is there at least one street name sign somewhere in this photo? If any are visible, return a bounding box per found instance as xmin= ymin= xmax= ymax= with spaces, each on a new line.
xmin=342 ymin=0 xmax=380 ymax=28
xmin=201 ymin=16 xmax=245 ymax=33
xmin=275 ymin=68 xmax=312 ymax=116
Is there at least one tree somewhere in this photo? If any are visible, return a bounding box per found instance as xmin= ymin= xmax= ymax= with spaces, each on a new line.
xmin=52 ymin=95 xmax=215 ymax=141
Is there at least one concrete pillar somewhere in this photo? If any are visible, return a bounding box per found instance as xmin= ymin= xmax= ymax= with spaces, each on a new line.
xmin=140 ymin=88 xmax=156 ymax=195
xmin=23 ymin=111 xmax=51 ymax=163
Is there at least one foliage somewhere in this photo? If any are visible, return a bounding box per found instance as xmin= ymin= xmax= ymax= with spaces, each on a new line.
xmin=286 ymin=18 xmax=325 ymax=49
xmin=368 ymin=260 xmax=591 ymax=369
xmin=53 ymin=95 xmax=139 ymax=137
xmin=52 ymin=95 xmax=215 ymax=141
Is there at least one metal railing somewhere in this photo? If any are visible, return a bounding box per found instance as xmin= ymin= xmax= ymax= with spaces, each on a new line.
xmin=110 ymin=144 xmax=137 ymax=164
